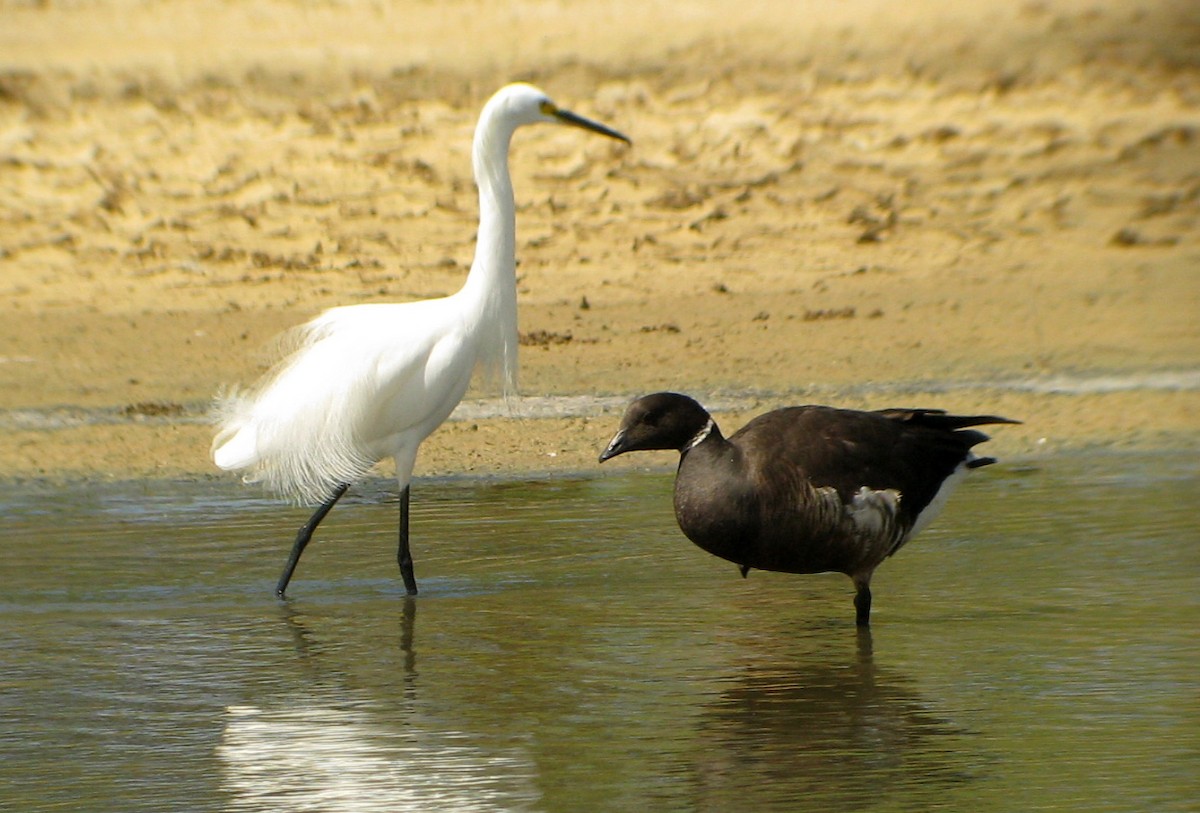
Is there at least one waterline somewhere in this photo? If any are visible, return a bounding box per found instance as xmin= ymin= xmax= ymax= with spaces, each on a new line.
xmin=2 ymin=368 xmax=1197 ymax=431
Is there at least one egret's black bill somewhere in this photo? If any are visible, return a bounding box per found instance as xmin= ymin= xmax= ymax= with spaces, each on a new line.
xmin=554 ymin=108 xmax=631 ymax=144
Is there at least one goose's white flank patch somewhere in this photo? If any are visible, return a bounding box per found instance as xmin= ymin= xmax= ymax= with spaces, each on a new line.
xmin=846 ymin=486 xmax=902 ymax=535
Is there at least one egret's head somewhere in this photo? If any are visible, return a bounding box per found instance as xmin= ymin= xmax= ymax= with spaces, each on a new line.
xmin=486 ymin=83 xmax=630 ymax=143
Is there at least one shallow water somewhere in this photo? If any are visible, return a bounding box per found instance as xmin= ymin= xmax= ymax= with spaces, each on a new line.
xmin=1 ymin=452 xmax=1197 ymax=812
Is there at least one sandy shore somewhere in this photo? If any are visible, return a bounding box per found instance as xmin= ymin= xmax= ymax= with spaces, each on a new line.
xmin=1 ymin=0 xmax=1197 ymax=483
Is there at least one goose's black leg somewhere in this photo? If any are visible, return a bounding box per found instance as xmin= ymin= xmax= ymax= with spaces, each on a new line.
xmin=276 ymin=483 xmax=349 ymax=598
xmin=397 ymin=485 xmax=418 ymax=595
xmin=853 ymin=578 xmax=873 ymax=627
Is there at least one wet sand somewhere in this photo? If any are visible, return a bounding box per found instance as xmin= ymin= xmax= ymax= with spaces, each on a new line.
xmin=1 ymin=0 xmax=1197 ymax=482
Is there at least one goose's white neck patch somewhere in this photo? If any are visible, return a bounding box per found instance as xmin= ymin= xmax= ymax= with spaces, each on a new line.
xmin=685 ymin=419 xmax=715 ymax=451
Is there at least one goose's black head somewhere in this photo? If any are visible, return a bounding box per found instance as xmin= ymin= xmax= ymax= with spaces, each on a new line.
xmin=599 ymin=392 xmax=715 ymax=462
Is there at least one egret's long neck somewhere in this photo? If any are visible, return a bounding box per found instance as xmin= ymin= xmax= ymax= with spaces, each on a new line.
xmin=463 ymin=111 xmax=519 ymax=398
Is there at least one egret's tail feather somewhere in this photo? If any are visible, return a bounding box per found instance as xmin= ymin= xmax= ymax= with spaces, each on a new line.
xmin=211 ymin=390 xmax=255 ymax=467
xmin=210 ymin=339 xmax=380 ymax=505
xmin=212 ymin=426 xmax=258 ymax=471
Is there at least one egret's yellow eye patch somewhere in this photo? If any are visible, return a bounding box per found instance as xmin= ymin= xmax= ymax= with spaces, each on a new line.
xmin=540 ymin=100 xmax=557 ymax=116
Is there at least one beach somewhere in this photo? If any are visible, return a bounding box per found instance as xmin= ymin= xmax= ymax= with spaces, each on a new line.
xmin=1 ymin=0 xmax=1196 ymax=481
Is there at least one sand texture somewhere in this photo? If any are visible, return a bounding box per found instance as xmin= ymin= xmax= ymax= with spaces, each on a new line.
xmin=1 ymin=0 xmax=1197 ymax=482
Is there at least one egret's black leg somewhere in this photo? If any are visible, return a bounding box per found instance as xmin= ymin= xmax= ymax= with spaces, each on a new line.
xmin=397 ymin=485 xmax=418 ymax=595
xmin=276 ymin=483 xmax=349 ymax=598
xmin=854 ymin=579 xmax=873 ymax=628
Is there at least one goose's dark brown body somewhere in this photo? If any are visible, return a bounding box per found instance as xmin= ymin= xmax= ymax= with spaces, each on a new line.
xmin=674 ymin=406 xmax=984 ymax=577
xmin=601 ymin=393 xmax=1018 ymax=626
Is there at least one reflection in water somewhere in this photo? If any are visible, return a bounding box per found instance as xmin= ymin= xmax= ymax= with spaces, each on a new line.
xmin=2 ymin=455 xmax=1196 ymax=812
xmin=695 ymin=631 xmax=974 ymax=809
xmin=218 ymin=705 xmax=540 ymax=812
xmin=219 ymin=599 xmax=541 ymax=812
xmin=278 ymin=597 xmax=418 ymax=692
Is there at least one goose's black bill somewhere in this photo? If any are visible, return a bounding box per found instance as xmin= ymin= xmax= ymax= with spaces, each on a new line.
xmin=598 ymin=430 xmax=628 ymax=462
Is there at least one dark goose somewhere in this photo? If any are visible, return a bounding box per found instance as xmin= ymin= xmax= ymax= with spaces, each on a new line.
xmin=599 ymin=392 xmax=1019 ymax=626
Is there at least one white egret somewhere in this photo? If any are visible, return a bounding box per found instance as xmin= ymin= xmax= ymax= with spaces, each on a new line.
xmin=213 ymin=83 xmax=629 ymax=597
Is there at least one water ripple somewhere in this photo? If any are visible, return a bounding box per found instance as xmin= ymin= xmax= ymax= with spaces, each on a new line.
xmin=1 ymin=455 xmax=1197 ymax=812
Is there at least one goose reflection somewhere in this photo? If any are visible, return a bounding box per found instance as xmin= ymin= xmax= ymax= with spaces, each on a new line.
xmin=218 ymin=599 xmax=540 ymax=811
xmin=694 ymin=632 xmax=976 ymax=808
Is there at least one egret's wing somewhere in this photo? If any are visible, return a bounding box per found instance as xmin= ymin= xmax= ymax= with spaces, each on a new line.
xmin=212 ymin=299 xmax=467 ymax=503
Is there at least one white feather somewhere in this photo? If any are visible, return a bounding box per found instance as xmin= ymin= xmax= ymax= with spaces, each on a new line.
xmin=212 ymin=297 xmax=476 ymax=504
xmin=906 ymin=459 xmax=971 ymax=540
xmin=846 ymin=486 xmax=902 ymax=536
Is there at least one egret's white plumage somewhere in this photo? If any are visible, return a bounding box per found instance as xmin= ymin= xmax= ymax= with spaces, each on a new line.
xmin=211 ymin=83 xmax=629 ymax=596
xmin=213 ymin=298 xmax=474 ymax=505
